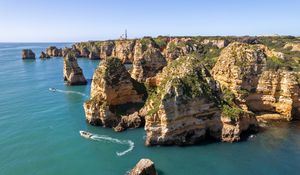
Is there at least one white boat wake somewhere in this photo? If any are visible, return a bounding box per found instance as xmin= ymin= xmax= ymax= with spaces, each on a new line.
xmin=49 ymin=88 xmax=87 ymax=97
xmin=90 ymin=134 xmax=134 ymax=156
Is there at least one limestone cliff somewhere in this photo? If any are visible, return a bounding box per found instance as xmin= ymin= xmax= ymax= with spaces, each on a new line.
xmin=164 ymin=38 xmax=200 ymax=61
xmin=212 ymin=42 xmax=300 ymax=121
xmin=201 ymin=39 xmax=229 ymax=49
xmin=131 ymin=38 xmax=167 ymax=82
xmin=144 ymin=56 xmax=226 ymax=145
xmin=246 ymin=70 xmax=300 ymax=121
xmin=83 ymin=57 xmax=146 ymax=130
xmin=111 ymin=40 xmax=136 ymax=63
xmin=63 ymin=53 xmax=87 ymax=85
xmin=39 ymin=51 xmax=50 ymax=59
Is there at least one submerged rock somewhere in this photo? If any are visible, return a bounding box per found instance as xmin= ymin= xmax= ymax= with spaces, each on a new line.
xmin=63 ymin=53 xmax=87 ymax=85
xmin=129 ymin=159 xmax=157 ymax=175
xmin=22 ymin=49 xmax=36 ymax=59
xmin=83 ymin=57 xmax=146 ymax=130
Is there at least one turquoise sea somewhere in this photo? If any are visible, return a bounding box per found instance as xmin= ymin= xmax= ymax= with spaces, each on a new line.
xmin=1 ymin=43 xmax=300 ymax=175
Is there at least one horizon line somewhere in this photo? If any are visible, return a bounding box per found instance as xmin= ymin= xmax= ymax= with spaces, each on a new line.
xmin=0 ymin=34 xmax=299 ymax=43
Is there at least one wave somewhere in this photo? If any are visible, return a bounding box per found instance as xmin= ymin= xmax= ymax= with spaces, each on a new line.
xmin=90 ymin=134 xmax=134 ymax=156
xmin=49 ymin=88 xmax=88 ymax=97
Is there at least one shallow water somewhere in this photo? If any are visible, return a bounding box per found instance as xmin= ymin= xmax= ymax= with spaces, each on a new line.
xmin=1 ymin=43 xmax=300 ymax=175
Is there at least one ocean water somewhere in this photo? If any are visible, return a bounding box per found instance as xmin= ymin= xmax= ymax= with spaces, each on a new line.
xmin=1 ymin=43 xmax=300 ymax=175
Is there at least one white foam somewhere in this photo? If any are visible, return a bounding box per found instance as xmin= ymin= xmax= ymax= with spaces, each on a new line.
xmin=49 ymin=88 xmax=88 ymax=97
xmin=90 ymin=134 xmax=134 ymax=156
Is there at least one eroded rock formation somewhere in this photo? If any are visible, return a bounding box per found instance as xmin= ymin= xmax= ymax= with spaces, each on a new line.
xmin=46 ymin=46 xmax=62 ymax=57
xmin=129 ymin=159 xmax=157 ymax=175
xmin=131 ymin=38 xmax=167 ymax=82
xmin=83 ymin=57 xmax=146 ymax=130
xmin=212 ymin=42 xmax=300 ymax=121
xmin=39 ymin=51 xmax=50 ymax=59
xmin=111 ymin=40 xmax=136 ymax=63
xmin=201 ymin=39 xmax=229 ymax=48
xmin=284 ymin=42 xmax=300 ymax=52
xmin=63 ymin=53 xmax=87 ymax=85
xmin=143 ymin=56 xmax=255 ymax=145
xmin=22 ymin=49 xmax=36 ymax=59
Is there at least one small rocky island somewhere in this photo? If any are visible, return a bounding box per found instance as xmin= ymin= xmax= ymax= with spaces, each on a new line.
xmin=22 ymin=49 xmax=36 ymax=59
xmin=63 ymin=53 xmax=87 ymax=85
xmin=129 ymin=159 xmax=157 ymax=175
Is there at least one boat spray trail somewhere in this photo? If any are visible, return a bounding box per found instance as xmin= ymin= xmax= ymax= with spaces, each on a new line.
xmin=90 ymin=134 xmax=134 ymax=156
xmin=49 ymin=88 xmax=88 ymax=97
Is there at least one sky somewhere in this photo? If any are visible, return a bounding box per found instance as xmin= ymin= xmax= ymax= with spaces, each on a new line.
xmin=0 ymin=0 xmax=299 ymax=42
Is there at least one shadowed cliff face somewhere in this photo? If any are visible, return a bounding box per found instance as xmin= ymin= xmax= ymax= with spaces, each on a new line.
xmin=212 ymin=42 xmax=300 ymax=121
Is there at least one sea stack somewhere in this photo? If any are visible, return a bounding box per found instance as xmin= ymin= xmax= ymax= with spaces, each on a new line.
xmin=63 ymin=53 xmax=87 ymax=85
xmin=129 ymin=159 xmax=157 ymax=175
xmin=46 ymin=46 xmax=63 ymax=57
xmin=39 ymin=51 xmax=50 ymax=59
xmin=83 ymin=57 xmax=146 ymax=131
xmin=22 ymin=49 xmax=36 ymax=59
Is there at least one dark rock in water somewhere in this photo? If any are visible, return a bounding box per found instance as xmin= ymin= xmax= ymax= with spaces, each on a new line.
xmin=22 ymin=49 xmax=36 ymax=59
xmin=39 ymin=51 xmax=50 ymax=59
xmin=63 ymin=53 xmax=87 ymax=85
xmin=129 ymin=159 xmax=157 ymax=175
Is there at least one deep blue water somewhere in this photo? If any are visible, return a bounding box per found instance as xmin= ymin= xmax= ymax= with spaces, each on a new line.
xmin=0 ymin=43 xmax=300 ymax=175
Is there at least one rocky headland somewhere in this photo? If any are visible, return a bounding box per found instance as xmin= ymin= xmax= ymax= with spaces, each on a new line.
xmin=27 ymin=36 xmax=299 ymax=147
xmin=81 ymin=36 xmax=300 ymax=146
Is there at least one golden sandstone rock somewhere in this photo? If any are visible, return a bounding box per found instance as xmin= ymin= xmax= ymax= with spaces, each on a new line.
xmin=212 ymin=42 xmax=300 ymax=121
xmin=84 ymin=57 xmax=145 ymax=130
xmin=63 ymin=53 xmax=87 ymax=85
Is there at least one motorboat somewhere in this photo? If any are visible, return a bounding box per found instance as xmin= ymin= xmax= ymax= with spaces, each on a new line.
xmin=49 ymin=88 xmax=56 ymax=92
xmin=79 ymin=130 xmax=93 ymax=139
